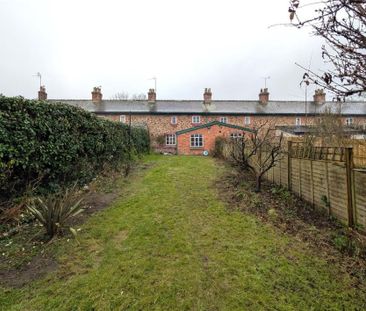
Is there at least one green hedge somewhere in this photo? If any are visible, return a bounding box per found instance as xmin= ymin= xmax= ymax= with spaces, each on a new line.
xmin=0 ymin=96 xmax=150 ymax=201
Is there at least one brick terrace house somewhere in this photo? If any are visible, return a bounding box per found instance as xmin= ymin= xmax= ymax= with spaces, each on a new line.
xmin=42 ymin=86 xmax=366 ymax=155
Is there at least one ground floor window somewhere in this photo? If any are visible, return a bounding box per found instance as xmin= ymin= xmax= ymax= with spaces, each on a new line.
xmin=295 ymin=117 xmax=301 ymax=126
xmin=345 ymin=117 xmax=353 ymax=126
xmin=119 ymin=115 xmax=126 ymax=123
xmin=230 ymin=132 xmax=243 ymax=139
xmin=244 ymin=116 xmax=251 ymax=125
xmin=166 ymin=134 xmax=176 ymax=146
xmin=190 ymin=134 xmax=203 ymax=147
xmin=220 ymin=117 xmax=228 ymax=123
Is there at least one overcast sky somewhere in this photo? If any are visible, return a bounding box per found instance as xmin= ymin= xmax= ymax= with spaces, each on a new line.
xmin=0 ymin=0 xmax=327 ymax=100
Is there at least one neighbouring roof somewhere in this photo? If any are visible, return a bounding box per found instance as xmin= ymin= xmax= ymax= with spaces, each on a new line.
xmin=276 ymin=125 xmax=366 ymax=136
xmin=48 ymin=99 xmax=366 ymax=116
xmin=175 ymin=121 xmax=255 ymax=135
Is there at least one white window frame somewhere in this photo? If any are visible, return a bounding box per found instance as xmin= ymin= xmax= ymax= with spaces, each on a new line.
xmin=171 ymin=116 xmax=177 ymax=125
xmin=220 ymin=117 xmax=228 ymax=123
xmin=192 ymin=115 xmax=201 ymax=124
xmin=345 ymin=117 xmax=353 ymax=126
xmin=244 ymin=116 xmax=251 ymax=125
xmin=119 ymin=115 xmax=126 ymax=123
xmin=166 ymin=134 xmax=176 ymax=146
xmin=190 ymin=134 xmax=203 ymax=148
xmin=295 ymin=117 xmax=301 ymax=126
xmin=230 ymin=132 xmax=243 ymax=139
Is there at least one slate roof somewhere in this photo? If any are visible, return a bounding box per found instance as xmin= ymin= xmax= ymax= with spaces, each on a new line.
xmin=276 ymin=125 xmax=366 ymax=136
xmin=48 ymin=99 xmax=366 ymax=116
xmin=175 ymin=121 xmax=255 ymax=135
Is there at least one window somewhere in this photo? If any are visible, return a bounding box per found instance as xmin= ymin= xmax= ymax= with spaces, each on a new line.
xmin=192 ymin=116 xmax=201 ymax=124
xmin=119 ymin=115 xmax=126 ymax=123
xmin=295 ymin=117 xmax=301 ymax=126
xmin=166 ymin=134 xmax=176 ymax=146
xmin=244 ymin=116 xmax=251 ymax=125
xmin=230 ymin=132 xmax=243 ymax=139
xmin=171 ymin=116 xmax=177 ymax=125
xmin=345 ymin=118 xmax=353 ymax=126
xmin=190 ymin=134 xmax=203 ymax=147
xmin=220 ymin=117 xmax=228 ymax=123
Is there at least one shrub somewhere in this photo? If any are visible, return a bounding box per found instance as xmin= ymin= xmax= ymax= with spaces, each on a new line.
xmin=0 ymin=96 xmax=150 ymax=203
xmin=212 ymin=136 xmax=228 ymax=158
xmin=27 ymin=187 xmax=83 ymax=238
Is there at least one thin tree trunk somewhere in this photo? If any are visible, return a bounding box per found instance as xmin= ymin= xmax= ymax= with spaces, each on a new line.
xmin=255 ymin=174 xmax=262 ymax=192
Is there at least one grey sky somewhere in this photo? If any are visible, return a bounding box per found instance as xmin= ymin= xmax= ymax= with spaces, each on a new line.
xmin=0 ymin=0 xmax=326 ymax=100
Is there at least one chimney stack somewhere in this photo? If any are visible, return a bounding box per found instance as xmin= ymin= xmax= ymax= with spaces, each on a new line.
xmin=203 ymin=88 xmax=212 ymax=104
xmin=313 ymin=89 xmax=326 ymax=104
xmin=92 ymin=86 xmax=103 ymax=103
xmin=148 ymin=88 xmax=156 ymax=103
xmin=38 ymin=85 xmax=47 ymax=101
xmin=259 ymin=88 xmax=269 ymax=104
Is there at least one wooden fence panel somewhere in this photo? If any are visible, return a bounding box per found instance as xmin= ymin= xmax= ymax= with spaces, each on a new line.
xmin=280 ymin=157 xmax=289 ymax=187
xmin=224 ymin=140 xmax=366 ymax=230
xmin=261 ymin=152 xmax=350 ymax=225
xmin=328 ymin=163 xmax=348 ymax=224
xmin=354 ymin=170 xmax=366 ymax=229
xmin=312 ymin=161 xmax=329 ymax=213
xmin=300 ymin=160 xmax=313 ymax=204
xmin=291 ymin=159 xmax=301 ymax=197
xmin=274 ymin=163 xmax=281 ymax=185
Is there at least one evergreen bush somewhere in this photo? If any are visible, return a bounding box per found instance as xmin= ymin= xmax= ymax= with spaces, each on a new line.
xmin=0 ymin=96 xmax=150 ymax=202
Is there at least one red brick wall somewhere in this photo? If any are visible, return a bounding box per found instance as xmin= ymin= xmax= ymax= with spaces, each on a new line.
xmin=176 ymin=124 xmax=248 ymax=155
xmin=97 ymin=113 xmax=366 ymax=152
xmin=99 ymin=114 xmax=366 ymax=132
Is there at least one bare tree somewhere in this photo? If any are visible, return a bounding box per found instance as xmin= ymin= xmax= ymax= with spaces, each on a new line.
xmin=111 ymin=92 xmax=129 ymax=100
xmin=228 ymin=124 xmax=284 ymax=192
xmin=131 ymin=93 xmax=147 ymax=100
xmin=300 ymin=107 xmax=366 ymax=149
xmin=111 ymin=92 xmax=147 ymax=101
xmin=289 ymin=0 xmax=366 ymax=99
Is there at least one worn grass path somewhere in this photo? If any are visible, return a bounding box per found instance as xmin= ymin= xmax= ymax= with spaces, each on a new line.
xmin=1 ymin=155 xmax=365 ymax=310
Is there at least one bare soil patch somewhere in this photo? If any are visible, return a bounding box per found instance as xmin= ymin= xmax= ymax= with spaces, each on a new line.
xmin=0 ymin=161 xmax=152 ymax=288
xmin=0 ymin=253 xmax=57 ymax=288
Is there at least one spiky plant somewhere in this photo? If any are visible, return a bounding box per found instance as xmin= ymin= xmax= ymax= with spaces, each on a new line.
xmin=27 ymin=188 xmax=83 ymax=238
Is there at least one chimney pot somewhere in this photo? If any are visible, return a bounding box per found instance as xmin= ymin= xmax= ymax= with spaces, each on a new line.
xmin=92 ymin=86 xmax=103 ymax=103
xmin=203 ymin=87 xmax=212 ymax=104
xmin=313 ymin=89 xmax=326 ymax=104
xmin=259 ymin=88 xmax=269 ymax=105
xmin=38 ymin=85 xmax=47 ymax=101
xmin=148 ymin=88 xmax=156 ymax=103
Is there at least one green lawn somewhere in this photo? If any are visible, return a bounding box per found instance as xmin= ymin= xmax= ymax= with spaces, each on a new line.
xmin=1 ymin=155 xmax=365 ymax=310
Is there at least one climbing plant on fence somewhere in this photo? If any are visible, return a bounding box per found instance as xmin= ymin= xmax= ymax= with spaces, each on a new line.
xmin=0 ymin=96 xmax=150 ymax=202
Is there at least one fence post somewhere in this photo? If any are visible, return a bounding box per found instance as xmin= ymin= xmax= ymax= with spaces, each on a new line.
xmin=310 ymin=160 xmax=315 ymax=207
xmin=279 ymin=157 xmax=282 ymax=186
xmin=345 ymin=147 xmax=354 ymax=228
xmin=325 ymin=161 xmax=331 ymax=216
xmin=288 ymin=141 xmax=292 ymax=191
